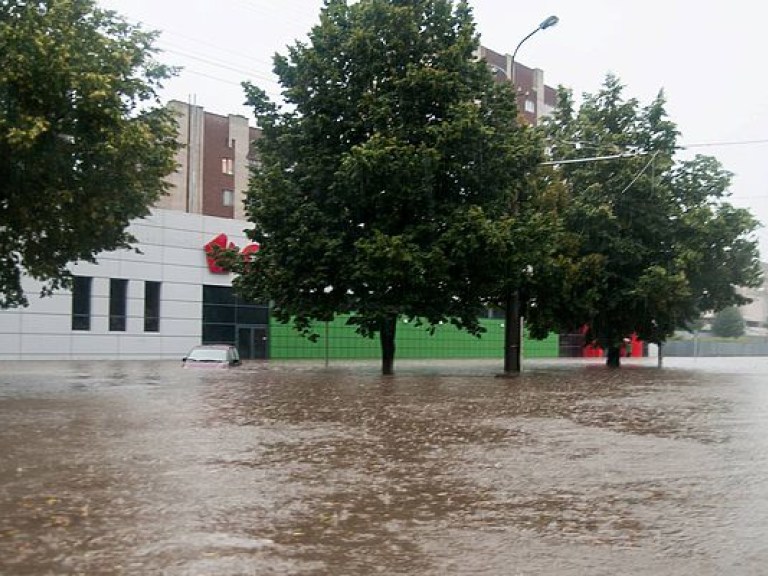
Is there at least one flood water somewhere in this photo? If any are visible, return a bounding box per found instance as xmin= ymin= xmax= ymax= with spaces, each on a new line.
xmin=1 ymin=357 xmax=768 ymax=575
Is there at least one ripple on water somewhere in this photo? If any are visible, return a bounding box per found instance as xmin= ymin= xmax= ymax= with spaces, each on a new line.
xmin=1 ymin=359 xmax=767 ymax=575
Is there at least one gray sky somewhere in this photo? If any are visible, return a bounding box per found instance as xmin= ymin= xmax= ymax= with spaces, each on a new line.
xmin=98 ymin=0 xmax=768 ymax=257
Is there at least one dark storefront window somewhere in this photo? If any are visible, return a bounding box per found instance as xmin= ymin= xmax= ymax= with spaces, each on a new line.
xmin=109 ymin=279 xmax=128 ymax=332
xmin=202 ymin=324 xmax=236 ymax=345
xmin=71 ymin=276 xmax=92 ymax=331
xmin=203 ymin=285 xmax=236 ymax=305
xmin=203 ymin=286 xmax=239 ymax=346
xmin=144 ymin=281 xmax=161 ymax=332
xmin=202 ymin=285 xmax=269 ymax=359
xmin=236 ymin=305 xmax=269 ymax=325
xmin=203 ymin=303 xmax=235 ymax=324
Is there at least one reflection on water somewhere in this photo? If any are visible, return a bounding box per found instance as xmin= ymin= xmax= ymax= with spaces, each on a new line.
xmin=1 ymin=357 xmax=768 ymax=575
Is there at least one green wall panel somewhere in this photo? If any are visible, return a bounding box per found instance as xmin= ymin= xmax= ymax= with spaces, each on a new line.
xmin=269 ymin=315 xmax=559 ymax=360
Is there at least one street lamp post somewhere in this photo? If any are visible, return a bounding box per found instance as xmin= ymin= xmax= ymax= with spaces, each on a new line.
xmin=502 ymin=15 xmax=558 ymax=376
xmin=510 ymin=15 xmax=559 ymax=85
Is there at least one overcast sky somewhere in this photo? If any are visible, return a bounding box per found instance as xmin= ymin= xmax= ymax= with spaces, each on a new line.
xmin=98 ymin=0 xmax=768 ymax=257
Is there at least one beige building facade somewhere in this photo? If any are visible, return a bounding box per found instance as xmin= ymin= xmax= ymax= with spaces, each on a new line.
xmin=158 ymin=100 xmax=260 ymax=221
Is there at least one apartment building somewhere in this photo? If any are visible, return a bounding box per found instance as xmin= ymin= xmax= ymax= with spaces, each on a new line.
xmin=159 ymin=100 xmax=261 ymax=219
xmin=477 ymin=44 xmax=557 ymax=124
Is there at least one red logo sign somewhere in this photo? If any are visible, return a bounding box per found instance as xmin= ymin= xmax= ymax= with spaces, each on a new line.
xmin=204 ymin=233 xmax=260 ymax=274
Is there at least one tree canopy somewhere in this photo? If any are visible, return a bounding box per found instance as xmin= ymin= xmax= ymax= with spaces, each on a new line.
xmin=0 ymin=0 xmax=179 ymax=308
xmin=236 ymin=0 xmax=547 ymax=374
xmin=711 ymin=306 xmax=745 ymax=338
xmin=539 ymin=74 xmax=762 ymax=366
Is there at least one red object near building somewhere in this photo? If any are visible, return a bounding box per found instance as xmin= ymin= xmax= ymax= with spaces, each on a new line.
xmin=204 ymin=233 xmax=260 ymax=274
xmin=582 ymin=327 xmax=643 ymax=358
xmin=204 ymin=233 xmax=236 ymax=274
xmin=240 ymin=242 xmax=260 ymax=258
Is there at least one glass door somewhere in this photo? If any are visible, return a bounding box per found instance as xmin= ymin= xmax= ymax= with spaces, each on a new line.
xmin=237 ymin=325 xmax=268 ymax=360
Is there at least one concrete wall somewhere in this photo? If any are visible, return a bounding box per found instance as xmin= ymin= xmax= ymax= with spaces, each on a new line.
xmin=230 ymin=115 xmax=252 ymax=221
xmin=158 ymin=100 xmax=205 ymax=214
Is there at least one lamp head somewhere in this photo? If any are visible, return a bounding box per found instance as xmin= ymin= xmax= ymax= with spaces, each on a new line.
xmin=539 ymin=15 xmax=559 ymax=30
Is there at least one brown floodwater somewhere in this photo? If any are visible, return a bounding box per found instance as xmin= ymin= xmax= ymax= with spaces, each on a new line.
xmin=1 ymin=357 xmax=767 ymax=575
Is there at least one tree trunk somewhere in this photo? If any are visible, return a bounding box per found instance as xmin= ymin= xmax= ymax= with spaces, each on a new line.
xmin=379 ymin=315 xmax=397 ymax=376
xmin=503 ymin=288 xmax=521 ymax=375
xmin=606 ymin=345 xmax=621 ymax=368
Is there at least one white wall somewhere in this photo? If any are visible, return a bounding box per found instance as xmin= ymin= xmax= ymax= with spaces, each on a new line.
xmin=0 ymin=209 xmax=253 ymax=361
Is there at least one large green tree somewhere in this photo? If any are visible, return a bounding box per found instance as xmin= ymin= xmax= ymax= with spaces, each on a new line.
xmin=0 ymin=0 xmax=179 ymax=308
xmin=236 ymin=0 xmax=546 ymax=374
xmin=539 ymin=75 xmax=762 ymax=366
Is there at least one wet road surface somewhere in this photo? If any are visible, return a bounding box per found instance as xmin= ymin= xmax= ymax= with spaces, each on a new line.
xmin=1 ymin=357 xmax=767 ymax=575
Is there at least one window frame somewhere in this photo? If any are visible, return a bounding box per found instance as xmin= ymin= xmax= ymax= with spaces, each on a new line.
xmin=71 ymin=276 xmax=92 ymax=331
xmin=109 ymin=278 xmax=128 ymax=332
xmin=144 ymin=281 xmax=161 ymax=332
xmin=524 ymin=99 xmax=536 ymax=114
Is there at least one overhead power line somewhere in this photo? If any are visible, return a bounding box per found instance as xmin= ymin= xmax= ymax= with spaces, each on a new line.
xmin=159 ymin=44 xmax=280 ymax=87
xmin=160 ymin=30 xmax=276 ymax=70
xmin=541 ymin=151 xmax=647 ymax=166
xmin=182 ymin=69 xmax=248 ymax=88
xmin=681 ymin=139 xmax=768 ymax=149
xmin=618 ymin=151 xmax=659 ymax=196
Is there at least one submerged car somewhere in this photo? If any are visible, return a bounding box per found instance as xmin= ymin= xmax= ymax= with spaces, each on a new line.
xmin=182 ymin=344 xmax=241 ymax=369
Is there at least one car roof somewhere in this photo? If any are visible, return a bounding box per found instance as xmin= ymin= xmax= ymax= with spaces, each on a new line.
xmin=190 ymin=344 xmax=234 ymax=350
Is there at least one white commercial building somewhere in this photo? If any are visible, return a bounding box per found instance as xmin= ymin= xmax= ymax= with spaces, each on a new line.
xmin=0 ymin=209 xmax=254 ymax=361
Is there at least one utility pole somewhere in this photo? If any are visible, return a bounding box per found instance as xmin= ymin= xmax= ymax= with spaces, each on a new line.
xmin=501 ymin=15 xmax=558 ymax=376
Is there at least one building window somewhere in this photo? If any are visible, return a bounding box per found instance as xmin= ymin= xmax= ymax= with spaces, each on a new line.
xmin=109 ymin=278 xmax=128 ymax=332
xmin=71 ymin=276 xmax=92 ymax=331
xmin=144 ymin=281 xmax=161 ymax=332
xmin=524 ymin=99 xmax=535 ymax=114
xmin=221 ymin=157 xmax=234 ymax=175
xmin=222 ymin=189 xmax=234 ymax=207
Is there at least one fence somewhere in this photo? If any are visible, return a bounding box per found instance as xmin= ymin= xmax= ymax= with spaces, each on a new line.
xmin=663 ymin=336 xmax=768 ymax=357
xmin=269 ymin=315 xmax=559 ymax=360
